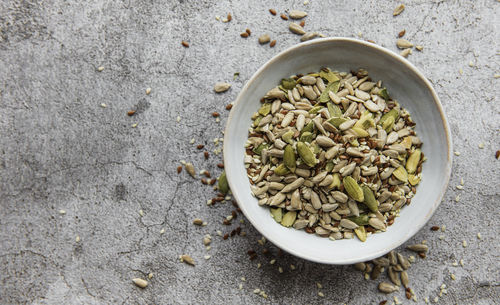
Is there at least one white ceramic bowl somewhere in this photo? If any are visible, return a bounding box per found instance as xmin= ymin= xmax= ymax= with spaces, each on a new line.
xmin=223 ymin=38 xmax=452 ymax=265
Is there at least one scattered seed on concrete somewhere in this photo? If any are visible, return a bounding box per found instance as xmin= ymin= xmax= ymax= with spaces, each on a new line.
xmin=97 ymin=66 xmax=105 ymax=72
xmin=407 ymin=244 xmax=428 ymax=252
xmin=280 ymin=13 xmax=288 ymax=20
xmin=269 ymin=8 xmax=277 ymax=15
xmin=176 ymin=116 xmax=181 ymax=122
xmin=214 ymin=82 xmax=231 ymax=93
xmin=400 ymin=48 xmax=412 ymax=57
xmin=478 ymin=142 xmax=484 ymax=149
xmin=100 ymin=103 xmax=107 ymax=108
xmin=477 ymin=232 xmax=482 ymax=239
xmin=300 ymin=20 xmax=305 ymax=27
xmin=393 ymin=4 xmax=405 ymax=16
xmin=397 ymin=39 xmax=413 ymax=49
xmin=139 ymin=209 xmax=144 ymax=217
xmin=75 ymin=235 xmax=80 ymax=243
xmin=456 ymin=185 xmax=463 ymax=190
xmin=160 ymin=228 xmax=165 ymax=234
xmin=181 ymin=41 xmax=189 ymax=47
xmin=185 ymin=163 xmax=196 ymax=178
xmin=415 ymin=45 xmax=424 ymax=51
xmin=59 ymin=209 xmax=66 ymax=215
xmin=270 ymin=40 xmax=276 ymax=47
xmin=240 ymin=32 xmax=249 ymax=38
xmin=450 ymin=273 xmax=456 ymax=280
xmin=455 ymin=195 xmax=460 ymax=202
xmin=145 ymin=88 xmax=151 ymax=95
xmin=289 ymin=22 xmax=306 ymax=35
xmin=131 ymin=123 xmax=138 ymax=128
xmin=193 ymin=218 xmax=203 ymax=225
xmin=431 ymin=226 xmax=440 ymax=231
xmin=227 ymin=13 xmax=232 ymax=22
xmin=180 ymin=254 xmax=195 ymax=265
xmin=148 ymin=273 xmax=153 ymax=279
xmin=259 ymin=34 xmax=271 ymax=44
xmin=496 ymin=150 xmax=500 ymax=159
xmin=127 ymin=110 xmax=136 ymax=116
xmin=177 ymin=166 xmax=183 ymax=174
xmin=462 ymin=240 xmax=467 ymax=247
xmin=398 ymin=29 xmax=406 ymax=37
xmin=226 ymin=104 xmax=233 ymax=110
xmin=132 ymin=278 xmax=148 ymax=288
xmin=289 ymin=10 xmax=307 ymax=19
xmin=318 ymin=291 xmax=325 ymax=297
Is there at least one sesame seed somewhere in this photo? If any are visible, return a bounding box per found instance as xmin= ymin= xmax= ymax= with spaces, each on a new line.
xmin=455 ymin=195 xmax=460 ymax=202
xmin=148 ymin=273 xmax=153 ymax=279
xmin=216 ymin=230 xmax=222 ymax=236
xmin=434 ymin=296 xmax=439 ymax=303
xmin=257 ymin=263 xmax=262 ymax=268
xmin=316 ymin=282 xmax=323 ymax=289
xmin=452 ymin=261 xmax=458 ymax=266
xmin=278 ymin=267 xmax=283 ymax=273
xmin=439 ymin=235 xmax=445 ymax=240
xmin=100 ymin=103 xmax=107 ymax=108
xmin=441 ymin=225 xmax=446 ymax=231
xmin=462 ymin=240 xmax=468 ymax=247
xmin=190 ymin=138 xmax=195 ymax=144
xmin=364 ymin=273 xmax=370 ymax=280
xmin=478 ymin=143 xmax=484 ymax=149
xmin=318 ymin=292 xmax=325 ymax=297
xmin=176 ymin=116 xmax=181 ymax=122
xmin=450 ymin=273 xmax=456 ymax=280
xmin=204 ymin=255 xmax=211 ymax=260
xmin=290 ymin=264 xmax=296 ymax=270
xmin=460 ymin=178 xmax=464 ymax=185
xmin=424 ymin=297 xmax=429 ymax=303
xmin=97 ymin=66 xmax=105 ymax=72
xmin=139 ymin=209 xmax=144 ymax=216
xmin=460 ymin=259 xmax=464 ymax=266
xmin=160 ymin=228 xmax=165 ymax=234
xmin=145 ymin=88 xmax=152 ymax=95
xmin=456 ymin=185 xmax=463 ymax=190
xmin=75 ymin=235 xmax=81 ymax=243
xmin=59 ymin=209 xmax=66 ymax=215
xmin=459 ymin=68 xmax=463 ymax=75
xmin=468 ymin=61 xmax=474 ymax=67
xmin=477 ymin=232 xmax=482 ymax=239
xmin=454 ymin=151 xmax=461 ymax=156
xmin=253 ymin=289 xmax=260 ymax=294
xmin=238 ymin=283 xmax=243 ymax=290
xmin=131 ymin=123 xmax=138 ymax=128
xmin=270 ymin=259 xmax=276 ymax=265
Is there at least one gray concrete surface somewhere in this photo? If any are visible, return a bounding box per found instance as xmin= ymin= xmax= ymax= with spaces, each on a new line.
xmin=0 ymin=0 xmax=499 ymax=304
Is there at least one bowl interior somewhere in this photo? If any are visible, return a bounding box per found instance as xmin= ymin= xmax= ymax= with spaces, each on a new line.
xmin=224 ymin=38 xmax=452 ymax=264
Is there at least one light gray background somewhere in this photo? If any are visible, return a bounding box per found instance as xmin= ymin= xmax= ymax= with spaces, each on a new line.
xmin=0 ymin=0 xmax=499 ymax=304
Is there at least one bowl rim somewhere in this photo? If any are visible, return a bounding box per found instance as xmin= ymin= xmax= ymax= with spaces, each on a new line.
xmin=223 ymin=37 xmax=453 ymax=265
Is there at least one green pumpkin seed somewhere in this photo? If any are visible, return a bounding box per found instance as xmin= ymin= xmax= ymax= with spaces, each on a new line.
xmin=270 ymin=208 xmax=283 ymax=222
xmin=308 ymin=105 xmax=323 ymax=114
xmin=218 ymin=171 xmax=229 ymax=194
xmin=299 ymin=131 xmax=314 ymax=143
xmin=319 ymin=68 xmax=340 ymax=83
xmin=327 ymin=117 xmax=349 ymax=128
xmin=282 ymin=130 xmax=294 ymax=144
xmin=252 ymin=143 xmax=268 ymax=155
xmin=380 ymin=109 xmax=399 ymax=126
xmin=253 ymin=116 xmax=262 ymax=127
xmin=330 ymin=173 xmax=341 ymax=189
xmin=301 ymin=121 xmax=315 ymax=135
xmin=327 ymin=102 xmax=342 ymax=117
xmin=274 ymin=163 xmax=290 ymax=176
xmin=283 ymin=145 xmax=296 ymax=172
xmin=281 ymin=211 xmax=297 ymax=227
xmin=382 ymin=115 xmax=395 ymax=132
xmin=378 ymin=87 xmax=390 ymax=100
xmin=297 ymin=142 xmax=317 ymax=167
xmin=281 ymin=78 xmax=297 ymax=90
xmin=343 ymin=176 xmax=364 ymax=202
xmin=348 ymin=214 xmax=370 ymax=225
xmin=354 ymin=226 xmax=367 ymax=242
xmin=319 ymin=81 xmax=340 ymax=103
xmin=258 ymin=103 xmax=271 ymax=116
xmin=393 ymin=166 xmax=408 ymax=182
xmin=325 ymin=161 xmax=334 ymax=172
xmin=406 ymin=149 xmax=421 ymax=174
xmin=362 ymin=186 xmax=379 ymax=212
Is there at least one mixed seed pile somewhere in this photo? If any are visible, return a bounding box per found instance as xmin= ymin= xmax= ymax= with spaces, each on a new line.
xmin=245 ymin=68 xmax=425 ymax=241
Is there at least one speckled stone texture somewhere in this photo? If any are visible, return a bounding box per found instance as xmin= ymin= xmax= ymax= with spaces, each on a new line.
xmin=0 ymin=0 xmax=499 ymax=304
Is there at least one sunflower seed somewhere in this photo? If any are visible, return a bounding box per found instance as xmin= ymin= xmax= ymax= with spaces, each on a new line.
xmin=289 ymin=23 xmax=306 ymax=35
xmin=396 ymin=39 xmax=413 ymax=49
xmin=407 ymin=244 xmax=428 ymax=252
xmin=214 ymin=82 xmax=231 ymax=93
xmin=300 ymin=32 xmax=318 ymax=42
xmin=259 ymin=34 xmax=271 ymax=44
xmin=289 ymin=10 xmax=307 ymax=19
xmin=132 ymin=278 xmax=148 ymax=288
xmin=378 ymin=282 xmax=399 ymax=293
xmin=393 ymin=4 xmax=405 ymax=16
